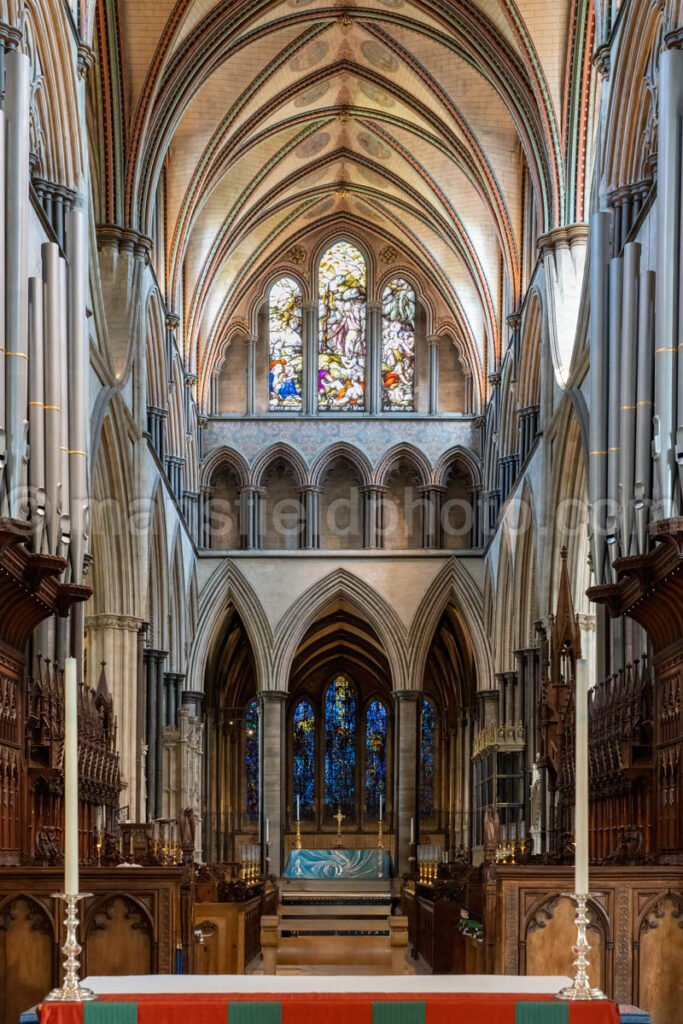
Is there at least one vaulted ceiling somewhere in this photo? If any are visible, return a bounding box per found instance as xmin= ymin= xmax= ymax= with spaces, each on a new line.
xmin=97 ymin=0 xmax=593 ymax=402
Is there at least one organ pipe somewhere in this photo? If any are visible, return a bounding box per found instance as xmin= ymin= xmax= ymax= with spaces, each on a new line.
xmin=634 ymin=271 xmax=655 ymax=554
xmin=28 ymin=276 xmax=46 ymax=552
xmin=0 ymin=104 xmax=5 ymax=506
xmin=4 ymin=50 xmax=29 ymax=518
xmin=655 ymin=47 xmax=683 ymax=516
xmin=619 ymin=243 xmax=640 ymax=556
xmin=66 ymin=206 xmax=88 ymax=584
xmin=589 ymin=212 xmax=611 ymax=584
xmin=42 ymin=243 xmax=62 ymax=555
xmin=58 ymin=256 xmax=71 ymax=561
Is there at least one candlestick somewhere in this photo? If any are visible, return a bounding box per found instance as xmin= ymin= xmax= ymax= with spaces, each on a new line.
xmin=575 ymin=669 xmax=589 ymax=895
xmin=296 ymin=795 xmax=300 ymax=821
xmin=556 ymin=893 xmax=607 ymax=1001
xmin=44 ymin=894 xmax=97 ymax=1002
xmin=379 ymin=794 xmax=383 ymax=822
xmin=265 ymin=818 xmax=270 ymax=844
xmin=64 ymin=658 xmax=79 ymax=897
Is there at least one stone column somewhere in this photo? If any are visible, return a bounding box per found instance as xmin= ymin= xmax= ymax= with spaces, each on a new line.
xmin=393 ymin=690 xmax=420 ymax=874
xmin=367 ymin=302 xmax=382 ymax=414
xmin=303 ymin=303 xmax=318 ymax=414
xmin=240 ymin=485 xmax=262 ymax=549
xmin=420 ymin=486 xmax=444 ymax=549
xmin=427 ymin=335 xmax=440 ymax=416
xmin=259 ymin=690 xmax=287 ymax=875
xmin=156 ymin=651 xmax=169 ymax=816
xmin=300 ymin=485 xmax=321 ymax=550
xmin=362 ymin=485 xmax=386 ymax=549
xmin=246 ymin=335 xmax=257 ymax=416
xmin=85 ymin=613 xmax=145 ymax=819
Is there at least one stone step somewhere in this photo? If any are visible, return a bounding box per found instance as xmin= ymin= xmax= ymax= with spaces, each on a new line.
xmin=279 ymin=918 xmax=390 ymax=933
xmin=280 ymin=904 xmax=390 ymax=917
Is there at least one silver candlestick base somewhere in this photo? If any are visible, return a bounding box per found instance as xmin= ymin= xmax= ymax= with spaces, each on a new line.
xmin=44 ymin=893 xmax=98 ymax=1002
xmin=556 ymin=893 xmax=607 ymax=1001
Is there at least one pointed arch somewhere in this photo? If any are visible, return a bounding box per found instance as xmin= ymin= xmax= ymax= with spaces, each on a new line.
xmin=408 ymin=558 xmax=494 ymax=694
xmin=251 ymin=443 xmax=309 ymax=489
xmin=271 ymin=569 xmax=410 ymax=694
xmin=185 ymin=560 xmax=273 ymax=694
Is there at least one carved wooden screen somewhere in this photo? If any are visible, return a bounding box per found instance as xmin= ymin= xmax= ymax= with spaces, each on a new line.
xmin=0 ymin=895 xmax=54 ymax=1024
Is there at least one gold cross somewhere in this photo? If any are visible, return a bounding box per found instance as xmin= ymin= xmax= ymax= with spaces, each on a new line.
xmin=334 ymin=805 xmax=346 ymax=833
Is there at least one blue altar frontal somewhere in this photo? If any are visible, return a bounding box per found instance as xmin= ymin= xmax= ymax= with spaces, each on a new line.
xmin=283 ymin=848 xmax=392 ymax=879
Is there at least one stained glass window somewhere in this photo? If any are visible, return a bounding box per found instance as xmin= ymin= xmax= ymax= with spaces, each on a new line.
xmin=245 ymin=697 xmax=259 ymax=820
xmin=382 ymin=278 xmax=416 ymax=410
xmin=269 ymin=277 xmax=303 ymax=410
xmin=324 ymin=674 xmax=357 ymax=816
xmin=318 ymin=242 xmax=367 ymax=411
xmin=365 ymin=699 xmax=387 ymax=818
xmin=419 ymin=698 xmax=436 ymax=819
xmin=293 ymin=700 xmax=316 ymax=819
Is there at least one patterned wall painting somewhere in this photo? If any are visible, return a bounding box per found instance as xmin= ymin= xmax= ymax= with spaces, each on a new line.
xmin=419 ymin=697 xmax=436 ymax=819
xmin=324 ymin=675 xmax=357 ymax=816
xmin=293 ymin=699 xmax=316 ymax=817
xmin=269 ymin=277 xmax=303 ymax=410
xmin=365 ymin=699 xmax=387 ymax=818
xmin=382 ymin=277 xmax=416 ymax=410
xmin=245 ymin=698 xmax=259 ymax=820
xmin=318 ymin=242 xmax=367 ymax=411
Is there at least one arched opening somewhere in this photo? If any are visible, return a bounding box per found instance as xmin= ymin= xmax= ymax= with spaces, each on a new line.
xmin=202 ymin=605 xmax=258 ymax=863
xmin=269 ymin=276 xmax=303 ymax=410
xmin=261 ymin=459 xmax=303 ymax=550
xmin=421 ymin=603 xmax=478 ymax=850
xmin=318 ymin=241 xmax=367 ymax=411
xmin=319 ymin=458 xmax=364 ymax=550
xmin=381 ymin=277 xmax=416 ymax=411
xmin=207 ymin=463 xmax=241 ymax=550
xmin=382 ymin=461 xmax=423 ymax=550
xmin=285 ymin=606 xmax=393 ymax=850
xmin=217 ymin=336 xmax=248 ymax=415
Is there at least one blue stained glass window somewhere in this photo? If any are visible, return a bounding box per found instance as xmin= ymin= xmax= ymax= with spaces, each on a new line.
xmin=324 ymin=675 xmax=357 ymax=816
xmin=293 ymin=700 xmax=316 ymax=818
xmin=318 ymin=242 xmax=367 ymax=411
xmin=382 ymin=278 xmax=416 ymax=410
xmin=365 ymin=699 xmax=387 ymax=818
xmin=419 ymin=698 xmax=436 ymax=819
xmin=245 ymin=698 xmax=259 ymax=820
xmin=269 ymin=277 xmax=303 ymax=410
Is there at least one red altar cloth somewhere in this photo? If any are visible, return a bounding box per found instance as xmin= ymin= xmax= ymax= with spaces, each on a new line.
xmin=39 ymin=991 xmax=621 ymax=1024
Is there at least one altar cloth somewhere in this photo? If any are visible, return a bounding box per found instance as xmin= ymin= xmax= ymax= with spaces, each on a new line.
xmin=282 ymin=848 xmax=391 ymax=879
xmin=37 ymin=977 xmax=621 ymax=1024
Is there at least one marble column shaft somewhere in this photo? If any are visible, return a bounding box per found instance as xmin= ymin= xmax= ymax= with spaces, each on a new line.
xmin=259 ymin=691 xmax=287 ymax=875
xmin=656 ymin=46 xmax=683 ymax=515
xmin=4 ymin=50 xmax=29 ymax=516
xmin=394 ymin=690 xmax=420 ymax=874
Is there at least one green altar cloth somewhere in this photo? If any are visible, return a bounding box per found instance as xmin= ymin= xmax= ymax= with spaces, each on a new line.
xmin=282 ymin=848 xmax=391 ymax=879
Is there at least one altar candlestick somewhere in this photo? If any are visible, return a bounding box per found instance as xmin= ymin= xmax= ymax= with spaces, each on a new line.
xmin=296 ymin=795 xmax=300 ymax=821
xmin=575 ymin=668 xmax=589 ymax=895
xmin=64 ymin=658 xmax=79 ymax=897
xmin=379 ymin=795 xmax=383 ymax=821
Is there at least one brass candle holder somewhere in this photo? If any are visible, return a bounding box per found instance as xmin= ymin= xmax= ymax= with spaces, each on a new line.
xmin=377 ymin=817 xmax=384 ymax=850
xmin=295 ymin=816 xmax=302 ymax=850
xmin=556 ymin=893 xmax=607 ymax=1001
xmin=44 ymin=894 xmax=97 ymax=1003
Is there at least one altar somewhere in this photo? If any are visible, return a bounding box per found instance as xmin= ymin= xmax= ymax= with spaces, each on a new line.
xmin=282 ymin=848 xmax=392 ymax=880
xmin=35 ymin=976 xmax=623 ymax=1024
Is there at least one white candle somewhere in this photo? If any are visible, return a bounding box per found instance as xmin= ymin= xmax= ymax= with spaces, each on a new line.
xmin=296 ymin=795 xmax=300 ymax=821
xmin=379 ymin=795 xmax=383 ymax=821
xmin=265 ymin=818 xmax=270 ymax=844
xmin=64 ymin=658 xmax=79 ymax=897
xmin=410 ymin=816 xmax=415 ymax=844
xmin=575 ymin=668 xmax=589 ymax=895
